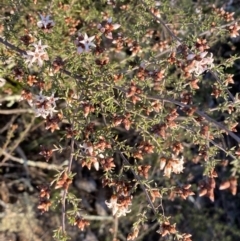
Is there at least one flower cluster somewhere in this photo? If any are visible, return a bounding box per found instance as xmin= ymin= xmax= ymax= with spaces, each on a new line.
xmin=186 ymin=51 xmax=214 ymax=76
xmin=24 ymin=40 xmax=49 ymax=67
xmin=74 ymin=216 xmax=90 ymax=231
xmin=55 ymin=171 xmax=72 ymax=190
xmin=97 ymin=17 xmax=121 ymax=39
xmin=103 ymin=178 xmax=133 ymax=217
xmin=228 ymin=22 xmax=240 ymax=38
xmin=158 ymin=221 xmax=176 ymax=237
xmin=160 ymin=156 xmax=184 ymax=178
xmin=37 ymin=185 xmax=51 ymax=213
xmin=199 ymin=170 xmax=218 ymax=202
xmin=219 ymin=176 xmax=237 ymax=195
xmin=105 ymin=194 xmax=132 ymax=217
xmin=25 ymin=92 xmax=58 ymax=119
xmin=80 ymin=137 xmax=112 ymax=171
xmin=169 ymin=184 xmax=195 ymax=200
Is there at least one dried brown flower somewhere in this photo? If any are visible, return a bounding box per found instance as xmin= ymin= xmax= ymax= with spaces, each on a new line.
xmin=74 ymin=217 xmax=90 ymax=231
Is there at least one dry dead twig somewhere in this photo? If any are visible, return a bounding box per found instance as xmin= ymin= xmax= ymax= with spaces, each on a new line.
xmin=0 ymin=148 xmax=67 ymax=170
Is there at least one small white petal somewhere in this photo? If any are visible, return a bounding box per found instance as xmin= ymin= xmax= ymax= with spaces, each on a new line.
xmin=199 ymin=51 xmax=208 ymax=58
xmin=187 ymin=54 xmax=195 ymax=60
xmin=77 ymin=46 xmax=84 ymax=54
xmin=113 ymin=24 xmax=121 ymax=30
xmin=0 ymin=78 xmax=6 ymax=87
xmin=93 ymin=161 xmax=99 ymax=171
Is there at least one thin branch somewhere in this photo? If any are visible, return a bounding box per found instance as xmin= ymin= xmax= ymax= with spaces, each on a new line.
xmin=100 ymin=104 xmax=159 ymax=219
xmin=1 ymin=116 xmax=35 ymax=163
xmin=0 ymin=37 xmax=26 ymax=55
xmin=0 ymin=108 xmax=33 ymax=114
xmin=146 ymin=94 xmax=240 ymax=143
xmin=0 ymin=148 xmax=67 ymax=170
xmin=178 ymin=125 xmax=237 ymax=160
xmin=209 ymin=70 xmax=235 ymax=102
xmin=113 ymin=85 xmax=240 ymax=144
xmin=117 ymin=150 xmax=159 ymax=217
xmin=61 ymin=123 xmax=75 ymax=234
xmin=140 ymin=0 xmax=181 ymax=44
xmin=199 ymin=20 xmax=239 ymax=37
xmin=113 ymin=216 xmax=119 ymax=241
xmin=82 ymin=215 xmax=113 ymax=221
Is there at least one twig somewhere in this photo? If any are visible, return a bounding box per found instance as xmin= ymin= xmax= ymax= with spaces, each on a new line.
xmin=113 ymin=216 xmax=119 ymax=241
xmin=146 ymin=94 xmax=240 ymax=143
xmin=199 ymin=20 xmax=239 ymax=37
xmin=0 ymin=108 xmax=34 ymax=114
xmin=61 ymin=124 xmax=75 ymax=234
xmin=117 ymin=151 xmax=158 ymax=217
xmin=0 ymin=94 xmax=21 ymax=103
xmin=82 ymin=215 xmax=113 ymax=221
xmin=140 ymin=0 xmax=181 ymax=44
xmin=15 ymin=146 xmax=31 ymax=181
xmin=0 ymin=115 xmax=18 ymax=134
xmin=100 ymin=104 xmax=159 ymax=219
xmin=178 ymin=125 xmax=237 ymax=160
xmin=0 ymin=148 xmax=67 ymax=170
xmin=0 ymin=36 xmax=26 ymax=55
xmin=212 ymin=71 xmax=235 ymax=102
xmin=1 ymin=115 xmax=35 ymax=163
xmin=113 ymin=85 xmax=240 ymax=144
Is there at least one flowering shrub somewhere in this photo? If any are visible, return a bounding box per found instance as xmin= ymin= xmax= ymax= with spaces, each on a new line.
xmin=0 ymin=0 xmax=240 ymax=240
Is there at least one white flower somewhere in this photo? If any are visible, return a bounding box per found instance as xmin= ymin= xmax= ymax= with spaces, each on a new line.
xmin=187 ymin=52 xmax=214 ymax=76
xmin=32 ymin=39 xmax=48 ymax=52
xmin=37 ymin=15 xmax=55 ymax=29
xmin=28 ymin=92 xmax=58 ymax=118
xmin=34 ymin=106 xmax=49 ymax=119
xmin=105 ymin=195 xmax=132 ymax=217
xmin=75 ymin=33 xmax=96 ymax=53
xmin=79 ymin=142 xmax=105 ymax=161
xmin=162 ymin=156 xmax=184 ymax=178
xmin=105 ymin=195 xmax=119 ymax=216
xmin=80 ymin=142 xmax=94 ymax=156
xmin=47 ymin=93 xmax=58 ymax=108
xmin=0 ymin=78 xmax=6 ymax=87
xmin=77 ymin=46 xmax=84 ymax=54
xmin=24 ymin=40 xmax=49 ymax=67
xmin=116 ymin=205 xmax=131 ymax=217
xmin=171 ymin=156 xmax=184 ymax=174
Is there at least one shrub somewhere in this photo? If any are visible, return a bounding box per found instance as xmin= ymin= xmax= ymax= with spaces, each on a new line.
xmin=0 ymin=0 xmax=240 ymax=240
